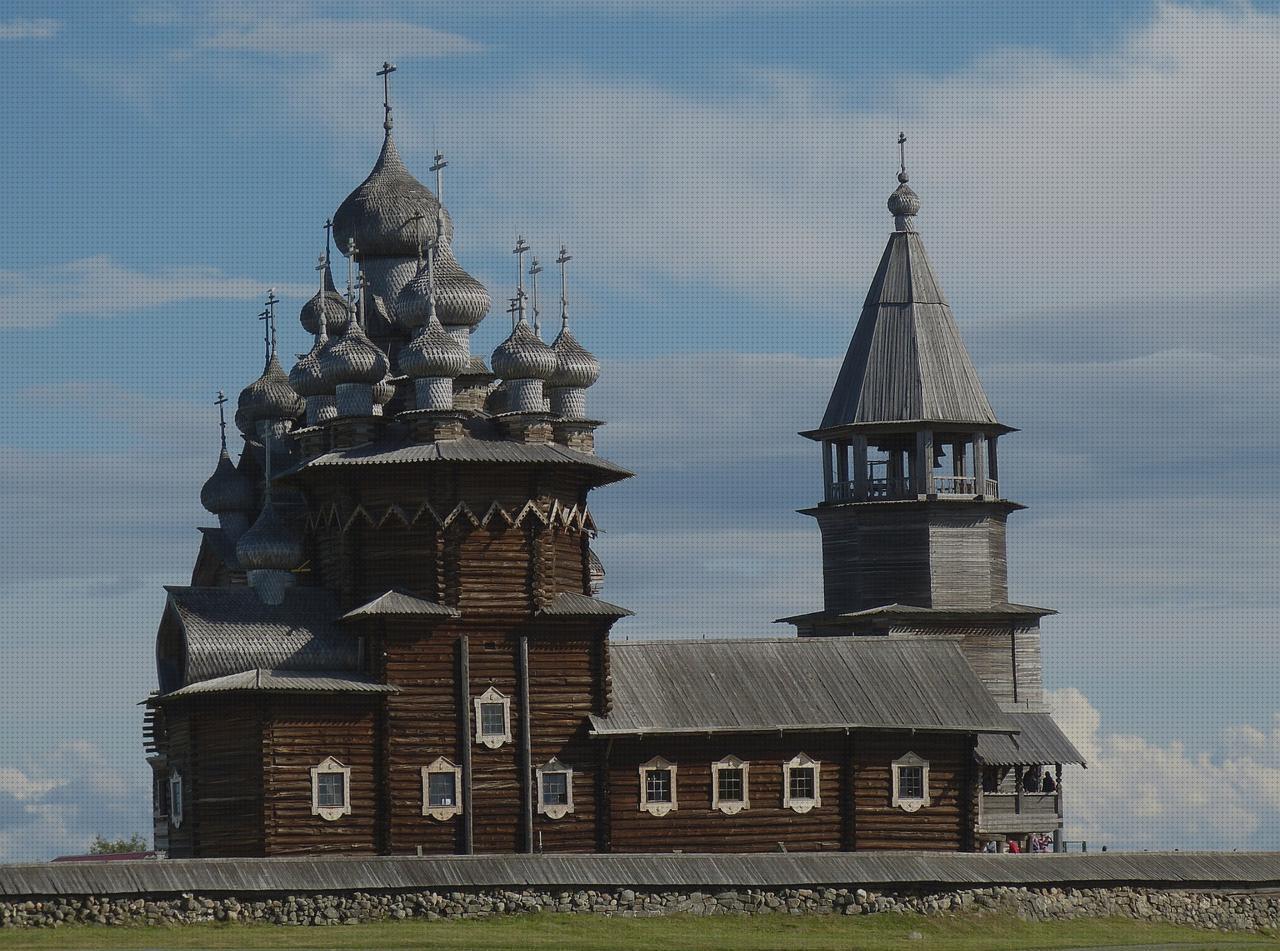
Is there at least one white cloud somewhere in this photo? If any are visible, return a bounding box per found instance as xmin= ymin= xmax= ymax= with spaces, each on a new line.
xmin=0 ymin=256 xmax=310 ymax=328
xmin=201 ymin=18 xmax=484 ymax=59
xmin=0 ymin=18 xmax=59 ymax=39
xmin=1052 ymin=687 xmax=1280 ymax=849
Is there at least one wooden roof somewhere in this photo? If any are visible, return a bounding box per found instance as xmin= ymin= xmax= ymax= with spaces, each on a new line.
xmin=163 ymin=586 xmax=357 ymax=689
xmin=155 ymin=669 xmax=397 ymax=701
xmin=4 ymin=852 xmax=1280 ymax=896
xmin=535 ymin=591 xmax=633 ymax=618
xmin=342 ymin=589 xmax=460 ymax=620
xmin=976 ymin=712 xmax=1085 ymax=766
xmin=591 ymin=637 xmax=1013 ymax=737
xmin=816 ymin=229 xmax=1001 ymax=435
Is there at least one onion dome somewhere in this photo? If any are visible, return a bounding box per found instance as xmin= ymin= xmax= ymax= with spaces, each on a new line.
xmin=434 ymin=241 xmax=491 ymax=327
xmin=492 ymin=319 xmax=556 ymax=381
xmin=289 ymin=319 xmax=331 ymax=398
xmin=235 ymin=499 xmax=303 ymax=571
xmin=299 ymin=261 xmax=353 ymax=335
xmin=549 ymin=327 xmax=601 ymax=389
xmin=394 ymin=258 xmax=435 ymax=330
xmin=888 ymin=170 xmax=921 ymax=221
xmin=332 ymin=132 xmax=453 ymax=259
xmin=237 ymin=354 xmax=304 ymax=436
xmin=372 ymin=374 xmax=396 ymax=413
xmin=201 ymin=447 xmax=255 ymax=515
xmin=401 ymin=314 xmax=468 ymax=379
xmin=319 ymin=318 xmax=389 ymax=387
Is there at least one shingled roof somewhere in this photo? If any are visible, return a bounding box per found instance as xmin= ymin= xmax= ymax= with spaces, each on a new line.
xmin=976 ymin=712 xmax=1085 ymax=766
xmin=815 ymin=223 xmax=1002 ymax=435
xmin=342 ymin=589 xmax=460 ymax=620
xmin=157 ymin=669 xmax=397 ymax=701
xmin=162 ymin=586 xmax=356 ymax=690
xmin=590 ymin=637 xmax=1013 ymax=737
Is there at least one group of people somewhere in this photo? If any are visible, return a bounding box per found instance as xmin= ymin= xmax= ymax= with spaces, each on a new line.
xmin=981 ymin=834 xmax=1055 ymax=854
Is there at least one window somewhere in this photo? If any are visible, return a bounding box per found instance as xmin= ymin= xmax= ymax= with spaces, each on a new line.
xmin=310 ymin=757 xmax=352 ymax=821
xmin=422 ymin=757 xmax=463 ymax=820
xmin=711 ymin=755 xmax=750 ymax=815
xmin=473 ymin=686 xmax=512 ymax=749
xmin=168 ymin=769 xmax=183 ymax=829
xmin=892 ymin=752 xmax=931 ymax=812
xmin=782 ymin=753 xmax=821 ymax=813
xmin=638 ymin=756 xmax=677 ymax=816
xmin=536 ymin=757 xmax=575 ymax=819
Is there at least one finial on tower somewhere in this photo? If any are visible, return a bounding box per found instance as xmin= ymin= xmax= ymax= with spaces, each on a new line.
xmin=529 ymin=257 xmax=543 ymax=338
xmin=897 ymin=131 xmax=908 ymax=183
xmin=377 ymin=61 xmax=397 ymax=131
xmin=888 ymin=131 xmax=921 ymax=228
xmin=323 ymin=218 xmax=333 ymax=263
xmin=266 ymin=288 xmax=280 ymax=356
xmin=257 ymin=305 xmax=271 ymax=362
xmin=513 ymin=236 xmax=530 ymax=318
xmin=556 ymin=244 xmax=572 ymax=329
xmin=507 ymin=296 xmax=520 ymax=331
xmin=215 ymin=390 xmax=229 ymax=451
xmin=431 ymin=150 xmax=447 ymax=201
xmin=345 ymin=238 xmax=357 ymax=305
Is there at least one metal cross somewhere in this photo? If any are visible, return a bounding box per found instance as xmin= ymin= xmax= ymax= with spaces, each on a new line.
xmin=266 ymin=288 xmax=280 ymax=356
xmin=431 ymin=150 xmax=447 ymax=203
xmin=345 ymin=238 xmax=358 ymax=305
xmin=529 ymin=257 xmax=543 ymax=337
xmin=323 ymin=218 xmax=333 ymax=264
xmin=557 ymin=244 xmax=572 ymax=328
xmin=215 ymin=390 xmax=228 ymax=450
xmin=507 ymin=296 xmax=520 ymax=331
xmin=513 ymin=236 xmax=529 ymax=311
xmin=257 ymin=306 xmax=272 ymax=362
xmin=898 ymin=131 xmax=907 ymax=174
xmin=377 ymin=61 xmax=397 ymax=130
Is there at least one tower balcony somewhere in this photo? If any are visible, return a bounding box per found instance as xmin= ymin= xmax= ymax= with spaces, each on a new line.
xmin=821 ymin=428 xmax=1003 ymax=504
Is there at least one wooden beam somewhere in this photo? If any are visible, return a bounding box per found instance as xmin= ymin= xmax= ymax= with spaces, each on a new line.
xmin=458 ymin=634 xmax=474 ymax=855
xmin=517 ymin=635 xmax=534 ymax=853
xmin=852 ymin=436 xmax=869 ymax=500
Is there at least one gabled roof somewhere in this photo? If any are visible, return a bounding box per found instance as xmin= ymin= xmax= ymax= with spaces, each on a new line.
xmin=163 ymin=586 xmax=356 ymax=688
xmin=342 ymin=589 xmax=460 ymax=620
xmin=817 ymin=229 xmax=1000 ymax=434
xmin=590 ymin=637 xmax=1013 ymax=737
xmin=976 ymin=712 xmax=1086 ymax=766
xmin=778 ymin=602 xmax=1057 ymax=626
xmin=536 ymin=591 xmax=633 ymax=619
xmin=156 ymin=669 xmax=397 ymax=701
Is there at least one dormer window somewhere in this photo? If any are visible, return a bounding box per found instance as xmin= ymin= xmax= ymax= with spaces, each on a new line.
xmin=422 ymin=757 xmax=463 ymax=821
xmin=168 ymin=768 xmax=183 ymax=829
xmin=783 ymin=753 xmax=821 ymax=813
xmin=536 ymin=757 xmax=575 ymax=820
xmin=711 ymin=755 xmax=750 ymax=815
xmin=639 ymin=756 xmax=677 ymax=816
xmin=310 ymin=756 xmax=352 ymax=821
xmin=473 ymin=686 xmax=512 ymax=749
xmin=892 ymin=752 xmax=931 ymax=812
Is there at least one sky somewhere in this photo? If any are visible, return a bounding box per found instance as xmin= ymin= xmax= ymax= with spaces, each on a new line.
xmin=0 ymin=0 xmax=1278 ymax=859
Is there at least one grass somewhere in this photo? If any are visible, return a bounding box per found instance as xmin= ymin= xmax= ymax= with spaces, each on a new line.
xmin=0 ymin=912 xmax=1274 ymax=950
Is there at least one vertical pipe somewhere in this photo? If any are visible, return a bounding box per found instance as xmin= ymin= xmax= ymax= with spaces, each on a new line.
xmin=517 ymin=635 xmax=534 ymax=853
xmin=458 ymin=634 xmax=474 ymax=855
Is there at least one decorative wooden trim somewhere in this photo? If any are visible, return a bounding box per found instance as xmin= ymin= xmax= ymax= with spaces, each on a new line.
xmin=639 ymin=756 xmax=678 ymax=817
xmin=783 ymin=752 xmax=822 ymax=814
xmin=309 ymin=756 xmax=352 ymax=821
xmin=473 ymin=687 xmax=513 ymax=749
xmin=711 ymin=755 xmax=750 ymax=815
xmin=535 ymin=757 xmax=575 ymax=820
xmin=892 ymin=751 xmax=931 ymax=813
xmin=421 ymin=757 xmax=464 ymax=821
xmin=168 ymin=768 xmax=184 ymax=829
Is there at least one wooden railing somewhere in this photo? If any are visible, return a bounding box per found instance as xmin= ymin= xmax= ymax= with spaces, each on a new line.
xmin=826 ymin=477 xmax=1000 ymax=502
xmin=978 ymin=792 xmax=1062 ymax=833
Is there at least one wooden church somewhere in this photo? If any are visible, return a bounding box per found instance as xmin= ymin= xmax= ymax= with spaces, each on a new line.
xmin=145 ymin=71 xmax=1082 ymax=858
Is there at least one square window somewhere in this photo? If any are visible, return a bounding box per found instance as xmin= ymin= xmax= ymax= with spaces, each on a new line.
xmin=479 ymin=702 xmax=506 ymax=737
xmin=316 ymin=771 xmax=346 ymax=809
xmin=717 ymin=767 xmax=744 ymax=802
xmin=645 ymin=768 xmax=672 ymax=803
xmin=541 ymin=771 xmax=569 ymax=806
xmin=789 ymin=766 xmax=815 ymax=801
xmin=427 ymin=771 xmax=457 ymax=808
xmin=898 ymin=765 xmax=924 ymax=800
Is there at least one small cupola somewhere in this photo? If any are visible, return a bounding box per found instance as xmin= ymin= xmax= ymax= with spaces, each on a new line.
xmin=319 ymin=259 xmax=390 ymax=418
xmin=237 ymin=291 xmax=304 ymax=441
xmin=234 ymin=435 xmax=304 ymax=605
xmin=199 ymin=391 xmax=256 ymax=543
xmin=546 ymin=246 xmax=600 ymax=420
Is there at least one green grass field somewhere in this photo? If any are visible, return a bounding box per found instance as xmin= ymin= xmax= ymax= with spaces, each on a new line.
xmin=0 ymin=912 xmax=1274 ymax=950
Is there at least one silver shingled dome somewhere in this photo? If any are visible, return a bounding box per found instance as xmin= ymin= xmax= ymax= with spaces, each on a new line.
xmin=548 ymin=326 xmax=601 ymax=389
xmin=236 ymin=354 xmax=304 ymax=436
xmin=491 ymin=319 xmax=556 ymax=381
xmin=299 ymin=261 xmax=354 ymax=335
xmin=235 ymin=500 xmax=304 ymax=571
xmin=401 ymin=314 xmax=468 ymax=380
xmin=319 ymin=319 xmax=389 ymax=387
xmin=200 ymin=447 xmax=255 ymax=514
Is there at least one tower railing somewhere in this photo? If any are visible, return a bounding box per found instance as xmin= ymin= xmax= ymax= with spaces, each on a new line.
xmin=826 ymin=476 xmax=999 ymax=503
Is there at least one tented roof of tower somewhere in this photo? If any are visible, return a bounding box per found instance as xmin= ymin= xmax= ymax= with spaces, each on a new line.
xmin=590 ymin=637 xmax=1013 ymax=737
xmin=814 ymin=230 xmax=1005 ymax=436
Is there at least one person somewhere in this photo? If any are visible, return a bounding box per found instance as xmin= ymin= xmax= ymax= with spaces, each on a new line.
xmin=1042 ymin=772 xmax=1057 ymax=793
xmin=1007 ymin=838 xmax=1021 ymax=854
xmin=981 ymin=840 xmax=997 ymax=853
xmin=1023 ymin=768 xmax=1041 ymax=793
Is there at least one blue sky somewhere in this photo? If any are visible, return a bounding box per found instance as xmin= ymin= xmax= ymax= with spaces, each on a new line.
xmin=1 ymin=0 xmax=1279 ymax=858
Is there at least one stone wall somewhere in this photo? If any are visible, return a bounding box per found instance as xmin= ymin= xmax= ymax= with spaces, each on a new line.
xmin=2 ymin=884 xmax=1278 ymax=932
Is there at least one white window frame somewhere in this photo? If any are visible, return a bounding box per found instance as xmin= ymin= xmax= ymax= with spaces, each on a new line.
xmin=782 ymin=752 xmax=821 ymax=813
xmin=473 ymin=686 xmax=513 ymax=749
xmin=310 ymin=756 xmax=352 ymax=821
xmin=168 ymin=768 xmax=183 ymax=829
xmin=421 ymin=756 xmax=464 ymax=821
xmin=535 ymin=757 xmax=575 ymax=820
xmin=638 ymin=755 xmax=677 ymax=816
xmin=711 ymin=755 xmax=750 ymax=815
xmin=892 ymin=751 xmax=931 ymax=812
